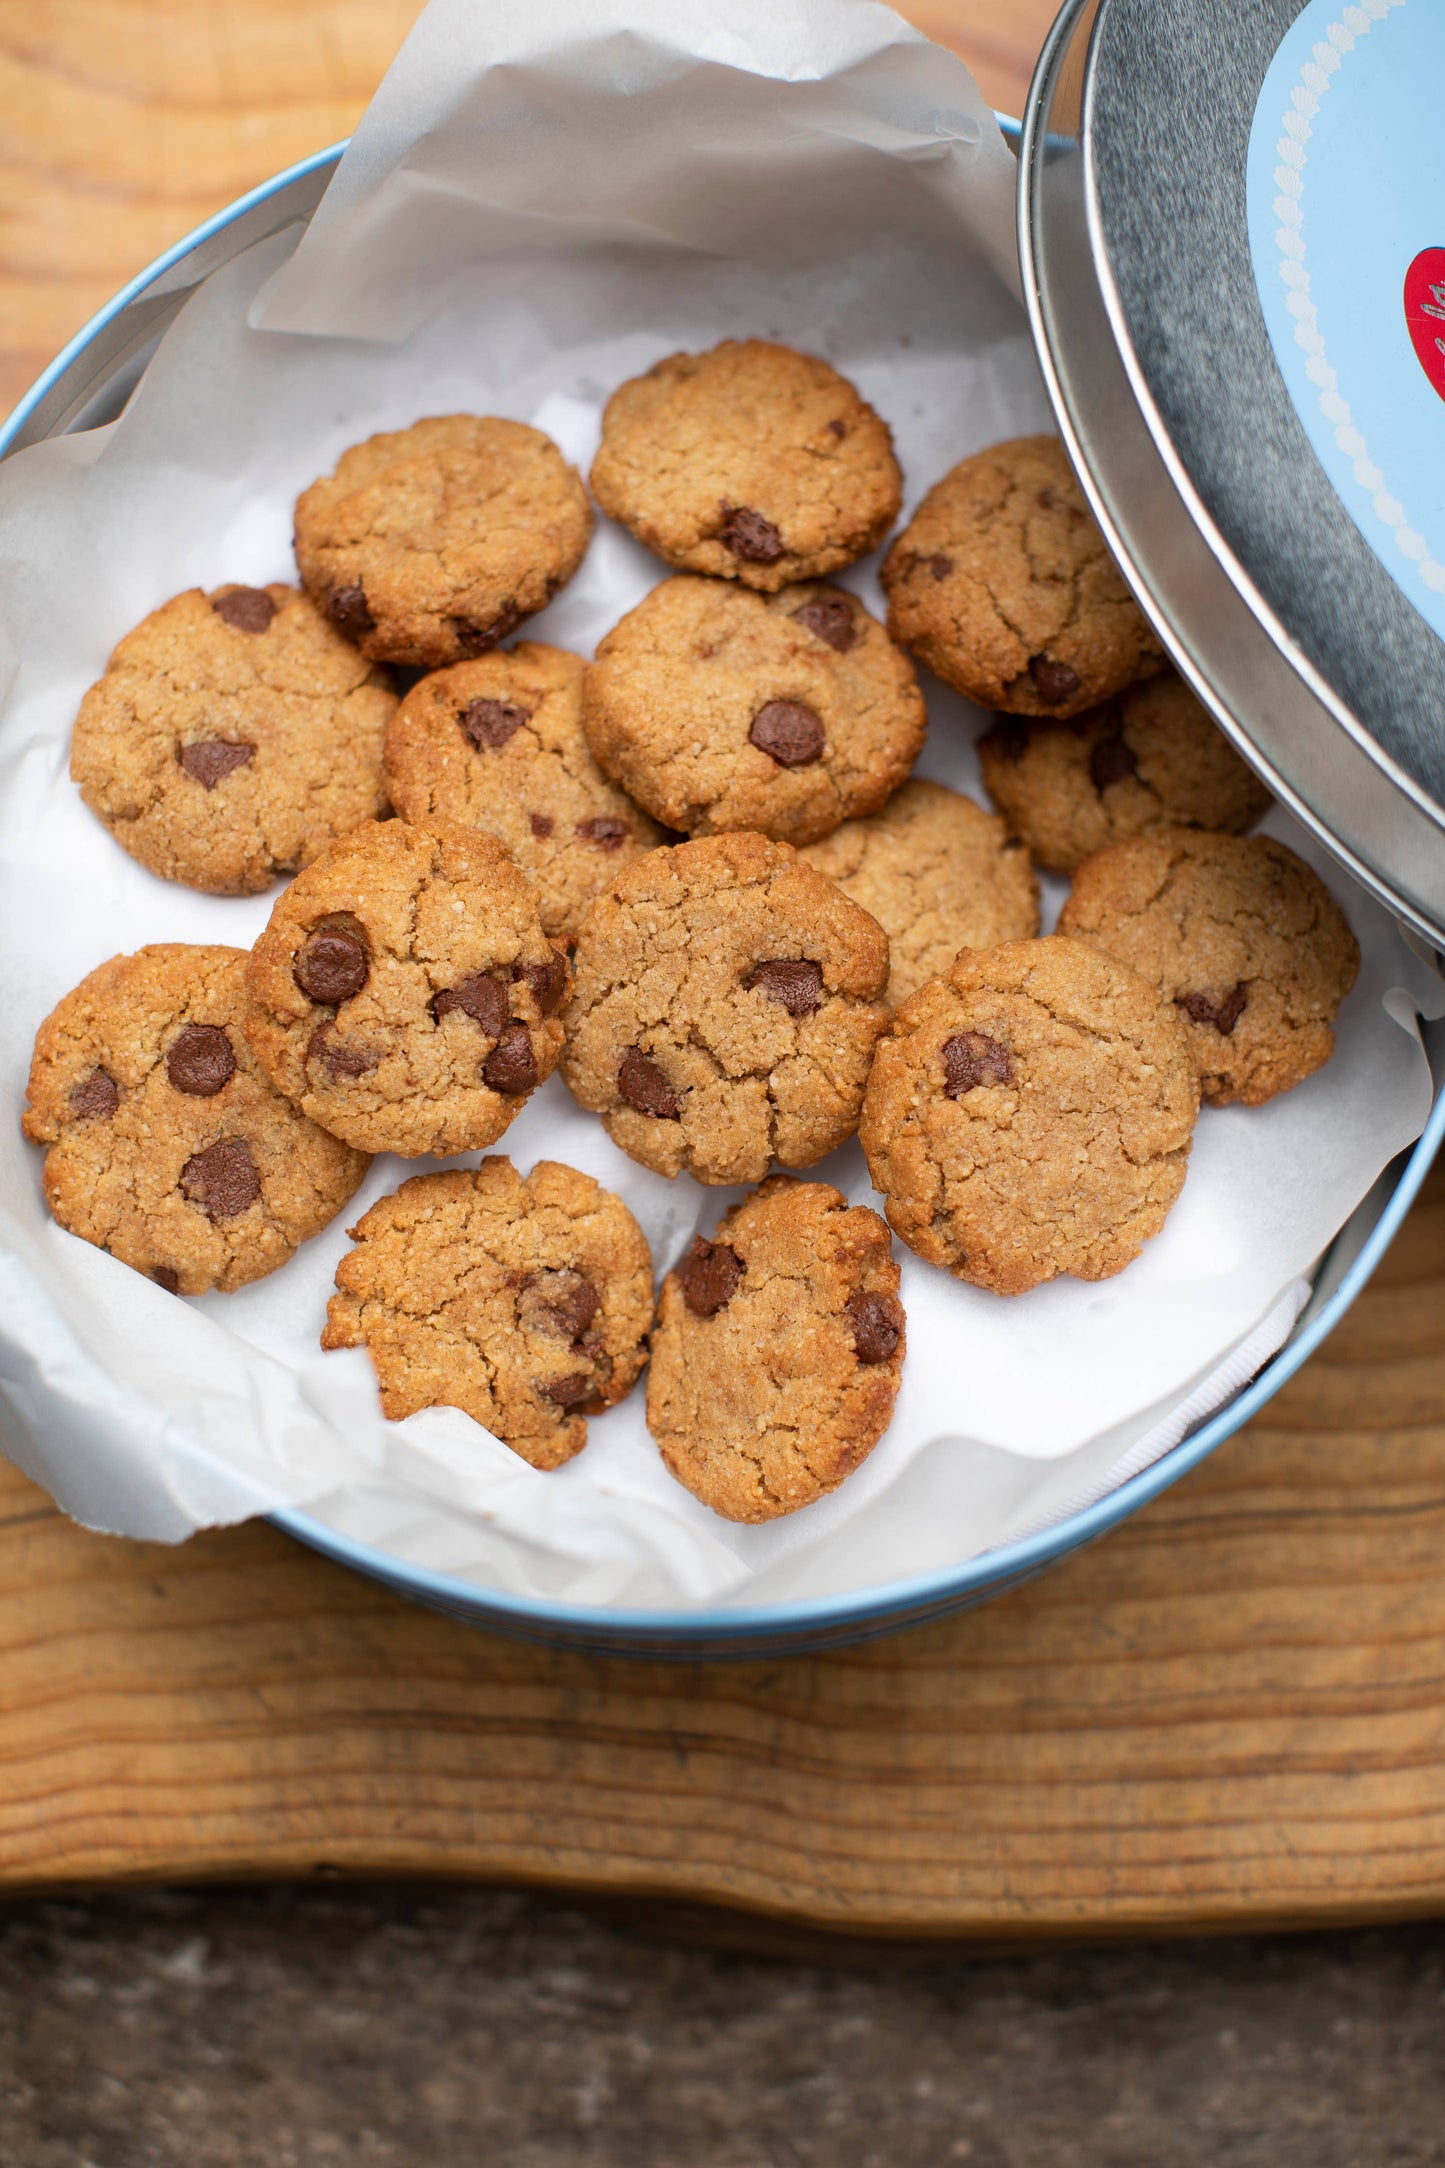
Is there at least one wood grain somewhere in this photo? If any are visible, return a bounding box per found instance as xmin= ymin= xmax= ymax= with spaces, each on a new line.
xmin=2 ymin=1164 xmax=1442 ymax=1934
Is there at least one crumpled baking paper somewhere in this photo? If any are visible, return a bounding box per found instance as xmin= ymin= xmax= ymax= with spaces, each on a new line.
xmin=0 ymin=0 xmax=1439 ymax=1610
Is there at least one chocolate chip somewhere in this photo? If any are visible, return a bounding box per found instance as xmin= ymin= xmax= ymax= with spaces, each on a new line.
xmin=177 ymin=740 xmax=255 ymax=789
xmin=180 ymin=1138 xmax=260 ymax=1219
xmin=926 ymin=553 xmax=954 ymax=581
xmin=942 ymin=1031 xmax=1015 ymax=1097
xmin=166 ymin=1023 xmax=236 ymax=1097
xmin=827 ymin=417 xmax=847 ymax=439
xmin=545 ymin=1275 xmax=601 ymax=1345
xmin=543 ymin=1372 xmax=593 ymax=1408
xmin=678 ymin=1236 xmax=745 ymax=1318
xmin=747 ymin=958 xmax=824 ymax=1018
xmin=329 ymin=583 xmax=374 ymax=638
xmin=529 ymin=813 xmax=555 ymax=839
xmin=294 ymin=914 xmax=370 ymax=1004
xmin=749 ymin=700 xmax=824 ymax=767
xmin=791 ymin=597 xmax=858 ymax=653
xmin=617 ymin=1047 xmax=680 ymax=1120
xmin=483 ymin=1021 xmax=536 ymax=1095
xmin=70 ymin=1069 xmax=118 ymax=1120
xmin=513 ymin=951 xmax=569 ymax=1014
xmin=453 ymin=606 xmax=520 ymax=656
xmin=1030 ymin=655 xmax=1082 ymax=706
xmin=846 ymin=1291 xmax=902 ymax=1364
xmin=431 ymin=973 xmax=507 ymax=1038
xmin=1089 ymin=730 xmax=1139 ymax=792
xmin=459 ymin=698 xmax=529 ymax=750
xmin=211 ymin=587 xmax=275 ymax=634
xmin=982 ymin=717 xmax=1031 ymax=765
xmin=306 ymin=1024 xmax=378 ymax=1078
xmin=1179 ymin=984 xmax=1249 ymax=1036
xmin=719 ymin=504 xmax=784 ymax=564
xmin=151 ymin=1266 xmax=181 ymax=1295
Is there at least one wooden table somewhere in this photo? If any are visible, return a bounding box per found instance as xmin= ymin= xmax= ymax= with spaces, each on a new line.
xmin=3 ymin=1 xmax=1444 ymax=1940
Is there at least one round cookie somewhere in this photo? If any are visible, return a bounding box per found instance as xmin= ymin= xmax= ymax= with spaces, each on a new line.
xmin=244 ymin=820 xmax=569 ymax=1159
xmin=293 ymin=416 xmax=592 ymax=670
xmin=69 ymin=583 xmax=395 ymax=895
xmin=799 ymin=779 xmax=1040 ymax=1007
xmin=22 ymin=944 xmax=368 ymax=1296
xmin=977 ymin=671 xmax=1273 ymax=875
xmin=321 ymin=1158 xmax=654 ymax=1472
xmin=1057 ymin=829 xmax=1360 ymax=1108
xmin=581 ymin=575 xmax=925 ymax=846
xmin=590 ymin=339 xmax=902 ymax=592
xmin=860 ymin=935 xmax=1199 ymax=1295
xmin=560 ymin=832 xmax=891 ymax=1186
xmin=383 ymin=642 xmax=665 ymax=943
xmin=882 ymin=435 xmax=1165 ymax=717
xmin=647 ymin=1176 xmax=905 ymax=1522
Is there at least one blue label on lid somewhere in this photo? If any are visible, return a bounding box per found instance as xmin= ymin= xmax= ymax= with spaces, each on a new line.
xmin=1247 ymin=0 xmax=1445 ymax=644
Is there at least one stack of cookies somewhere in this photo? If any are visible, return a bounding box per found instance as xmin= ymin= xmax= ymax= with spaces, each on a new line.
xmin=24 ymin=339 xmax=1360 ymax=1527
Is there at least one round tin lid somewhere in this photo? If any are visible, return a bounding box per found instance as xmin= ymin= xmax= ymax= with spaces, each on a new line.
xmin=1020 ymin=0 xmax=1445 ymax=946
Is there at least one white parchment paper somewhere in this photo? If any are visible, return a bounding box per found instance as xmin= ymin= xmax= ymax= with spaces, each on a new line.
xmin=0 ymin=0 xmax=1439 ymax=1609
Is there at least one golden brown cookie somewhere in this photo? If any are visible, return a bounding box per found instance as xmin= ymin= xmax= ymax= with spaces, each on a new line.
xmin=799 ymin=779 xmax=1040 ymax=1006
xmin=382 ymin=642 xmax=665 ymax=943
xmin=977 ymin=672 xmax=1273 ymax=875
xmin=882 ymin=436 xmax=1165 ymax=716
xmin=22 ymin=944 xmax=367 ymax=1296
xmin=321 ymin=1158 xmax=654 ymax=1472
xmin=244 ymin=820 xmax=568 ymax=1159
xmin=560 ymin=832 xmax=890 ymax=1186
xmin=860 ymin=935 xmax=1199 ymax=1295
xmin=590 ymin=339 xmax=902 ymax=591
xmin=581 ymin=575 xmax=925 ymax=846
xmin=647 ymin=1176 xmax=904 ymax=1522
xmin=68 ymin=584 xmax=395 ymax=895
xmin=1057 ymin=829 xmax=1360 ymax=1108
xmin=293 ymin=416 xmax=592 ymax=670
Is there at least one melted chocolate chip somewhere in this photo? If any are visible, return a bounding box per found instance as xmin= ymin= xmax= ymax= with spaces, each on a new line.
xmin=459 ymin=697 xmax=529 ymax=750
xmin=577 ymin=816 xmax=629 ymax=850
xmin=791 ymin=597 xmax=859 ymax=654
xmin=306 ymin=1024 xmax=378 ymax=1078
xmin=746 ymin=958 xmax=824 ymax=1018
xmin=982 ymin=717 xmax=1031 ymax=765
xmin=177 ymin=740 xmax=255 ymax=789
xmin=513 ymin=951 xmax=569 ymax=1015
xmin=1030 ymin=655 xmax=1082 ymax=706
xmin=926 ymin=553 xmax=954 ymax=581
xmin=544 ymin=1275 xmax=601 ymax=1345
xmin=827 ymin=417 xmax=847 ymax=438
xmin=483 ymin=1021 xmax=537 ymax=1095
xmin=166 ymin=1023 xmax=236 ymax=1098
xmin=70 ymin=1069 xmax=118 ymax=1121
xmin=617 ymin=1047 xmax=680 ymax=1120
xmin=1179 ymin=984 xmax=1249 ymax=1036
xmin=749 ymin=699 xmax=825 ymax=767
xmin=180 ymin=1138 xmax=260 ymax=1219
xmin=678 ymin=1236 xmax=745 ymax=1318
xmin=329 ymin=582 xmax=375 ymax=638
xmin=151 ymin=1266 xmax=181 ymax=1295
xmin=431 ymin=973 xmax=507 ymax=1038
xmin=718 ymin=504 xmax=784 ymax=564
xmin=294 ymin=914 xmax=370 ymax=1005
xmin=942 ymin=1031 xmax=1015 ymax=1097
xmin=1089 ymin=730 xmax=1139 ymax=793
xmin=453 ymin=605 xmax=521 ymax=656
xmin=543 ymin=1371 xmax=593 ymax=1407
xmin=211 ymin=587 xmax=275 ymax=634
xmin=846 ymin=1290 xmax=902 ymax=1364
xmin=530 ymin=813 xmax=554 ymax=838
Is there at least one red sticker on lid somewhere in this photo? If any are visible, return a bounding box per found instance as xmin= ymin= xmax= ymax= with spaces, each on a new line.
xmin=1404 ymin=248 xmax=1445 ymax=406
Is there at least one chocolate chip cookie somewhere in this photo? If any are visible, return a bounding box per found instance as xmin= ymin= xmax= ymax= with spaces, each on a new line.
xmin=799 ymin=779 xmax=1040 ymax=1006
xmin=382 ymin=642 xmax=665 ymax=943
xmin=977 ymin=671 xmax=1273 ymax=875
xmin=1057 ymin=829 xmax=1360 ymax=1107
xmin=22 ymin=944 xmax=367 ymax=1295
xmin=245 ymin=820 xmax=568 ymax=1158
xmin=860 ymin=935 xmax=1199 ymax=1295
xmin=590 ymin=339 xmax=902 ymax=591
xmin=560 ymin=831 xmax=890 ymax=1185
xmin=647 ymin=1176 xmax=904 ymax=1521
xmin=321 ymin=1157 xmax=654 ymax=1471
xmin=882 ymin=435 xmax=1165 ymax=717
xmin=69 ymin=583 xmax=395 ymax=895
xmin=581 ymin=575 xmax=925 ymax=846
xmin=293 ymin=416 xmax=592 ymax=670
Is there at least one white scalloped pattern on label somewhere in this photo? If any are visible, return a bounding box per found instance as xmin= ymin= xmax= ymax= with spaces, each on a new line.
xmin=1246 ymin=0 xmax=1445 ymax=642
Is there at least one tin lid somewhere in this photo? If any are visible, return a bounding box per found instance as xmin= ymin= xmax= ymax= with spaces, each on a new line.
xmin=1019 ymin=0 xmax=1445 ymax=946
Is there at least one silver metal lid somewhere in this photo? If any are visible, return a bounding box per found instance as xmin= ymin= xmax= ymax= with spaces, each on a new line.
xmin=1020 ymin=0 xmax=1445 ymax=945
